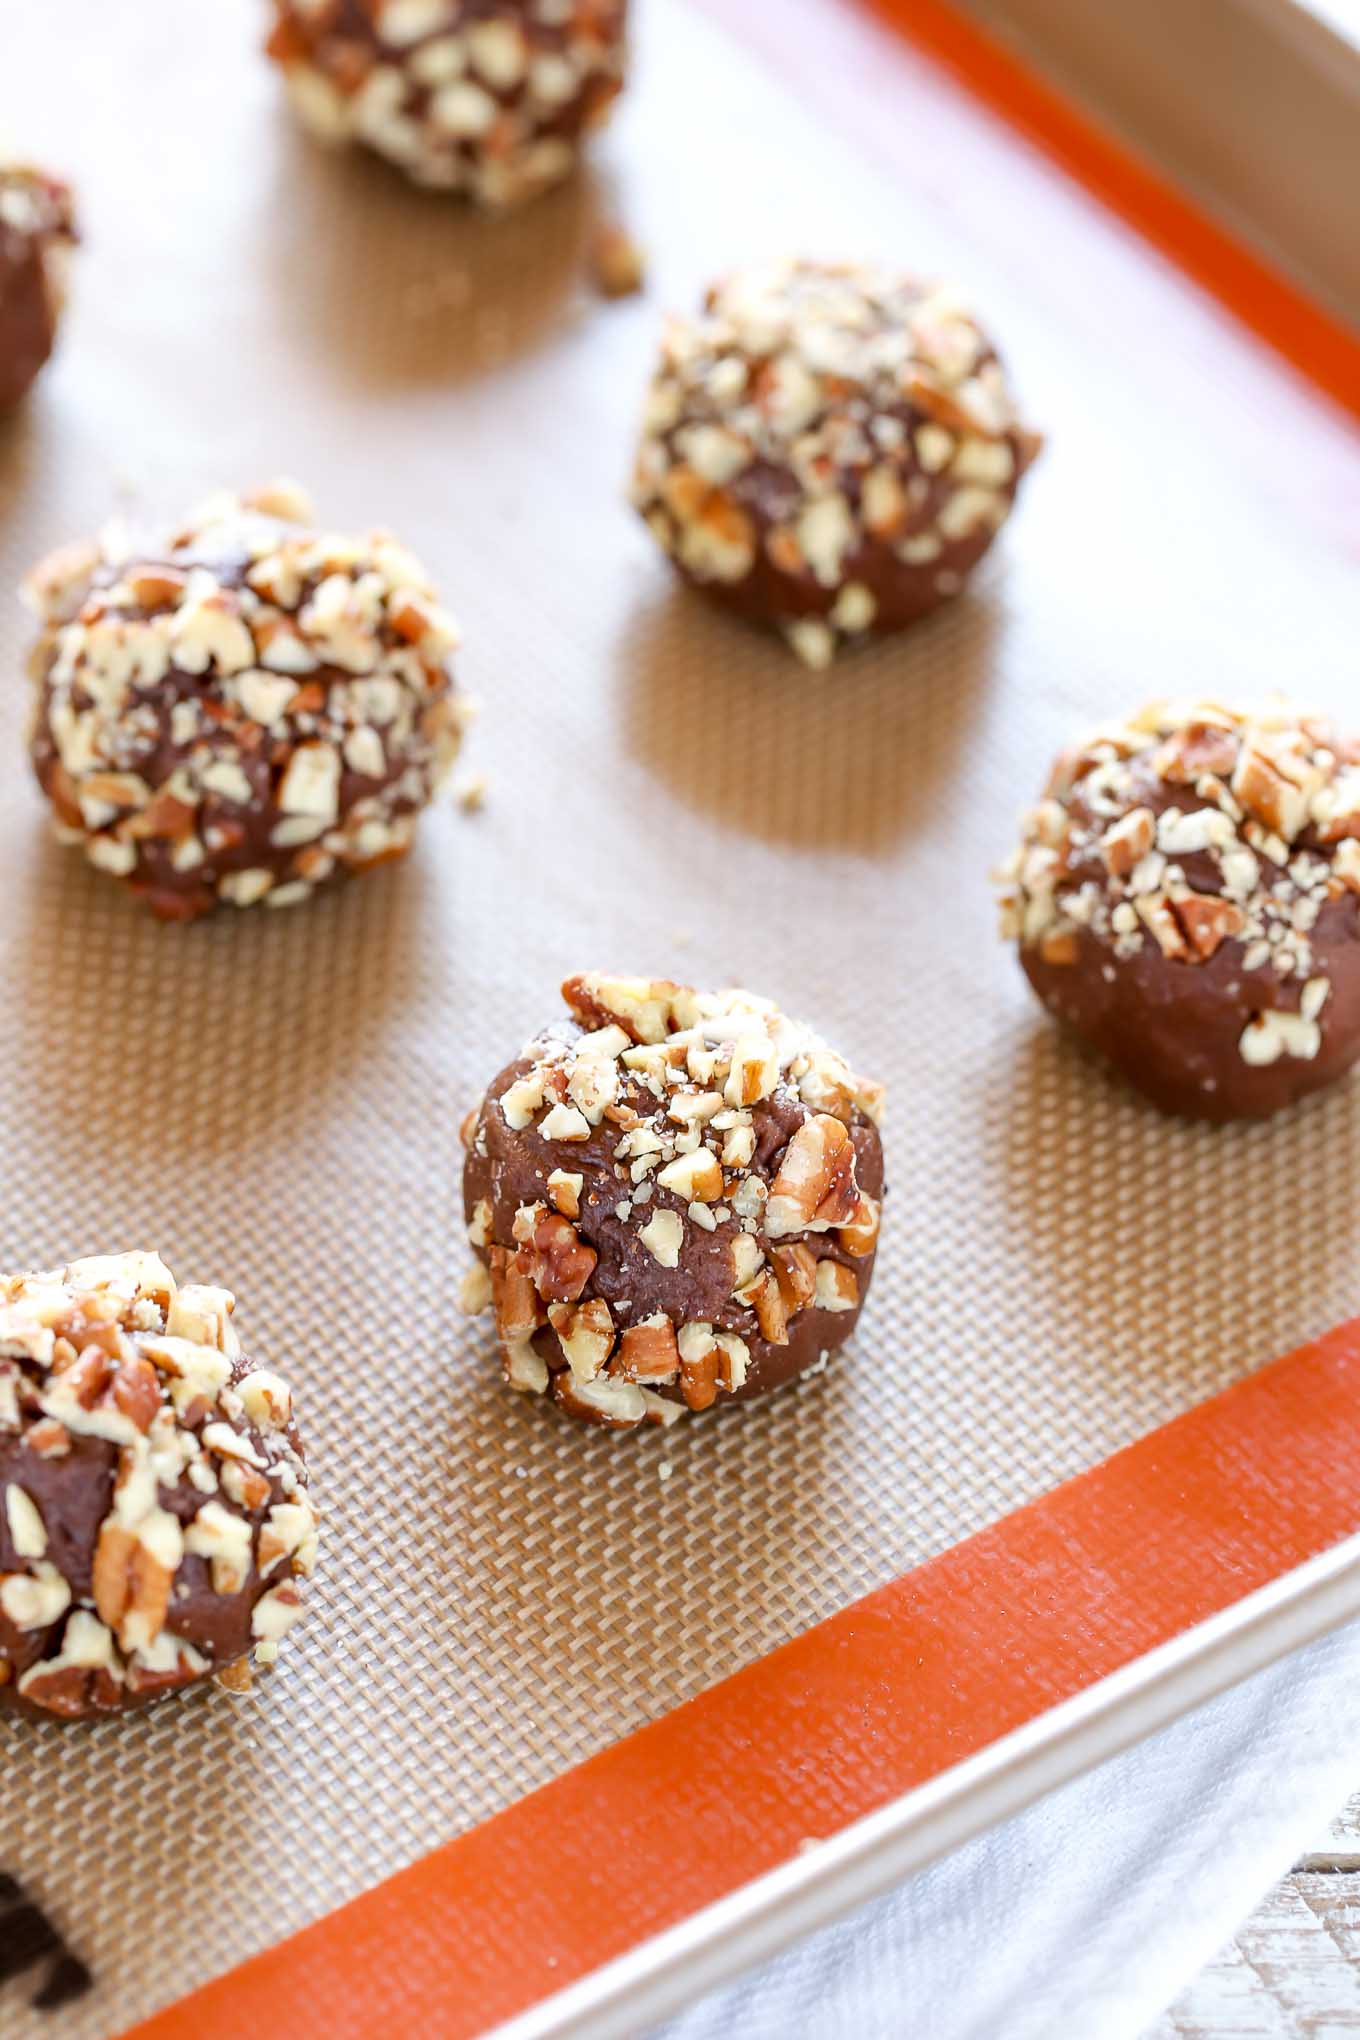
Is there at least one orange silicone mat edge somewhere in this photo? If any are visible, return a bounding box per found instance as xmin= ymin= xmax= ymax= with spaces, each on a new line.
xmin=864 ymin=0 xmax=1360 ymax=419
xmin=119 ymin=1315 xmax=1360 ymax=2040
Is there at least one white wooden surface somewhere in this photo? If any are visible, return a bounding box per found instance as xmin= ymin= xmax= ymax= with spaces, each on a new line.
xmin=1151 ymin=1795 xmax=1360 ymax=2036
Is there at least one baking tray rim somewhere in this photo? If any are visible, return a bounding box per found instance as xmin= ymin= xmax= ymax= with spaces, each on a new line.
xmin=494 ymin=1526 xmax=1360 ymax=2040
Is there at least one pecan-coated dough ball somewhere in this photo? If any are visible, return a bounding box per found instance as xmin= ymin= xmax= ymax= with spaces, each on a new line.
xmin=461 ymin=974 xmax=886 ymax=1430
xmin=0 ymin=1253 xmax=317 ymax=1721
xmin=631 ymin=261 xmax=1040 ymax=669
xmin=266 ymin=0 xmax=627 ymax=208
xmin=0 ymin=156 xmax=77 ymax=409
xmin=24 ymin=481 xmax=465 ymax=920
xmin=997 ymin=700 xmax=1360 ymax=1121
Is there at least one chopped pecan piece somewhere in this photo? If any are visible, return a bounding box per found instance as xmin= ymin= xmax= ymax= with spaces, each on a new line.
xmin=45 ymin=761 xmax=84 ymax=829
xmin=1231 ymin=740 xmax=1311 ymax=843
xmin=1333 ymin=839 xmax=1360 ymax=893
xmin=24 ymin=1420 xmax=71 ymax=1458
xmin=677 ymin=1331 xmax=720 ymax=1411
xmin=221 ymin=1460 xmax=272 ymax=1512
xmin=766 ymin=1115 xmax=858 ymax=1238
xmin=512 ymin=1209 xmax=597 ymax=1304
xmin=54 ymin=1345 xmax=114 ymax=1406
xmin=814 ymin=1261 xmax=859 ymax=1312
xmin=488 ymin=1247 xmax=544 ymax=1341
xmin=19 ymin=1660 xmax=121 ymax=1719
xmin=125 ymin=1648 xmax=202 ymax=1699
xmin=837 ymin=1194 xmax=881 ymax=1259
xmin=92 ymin=1523 xmax=172 ymax=1653
xmin=725 ymin=1035 xmax=779 ymax=1107
xmin=1099 ymin=806 xmax=1155 ymax=879
xmin=213 ymin=1656 xmax=254 ymax=1695
xmin=110 ymin=1356 xmax=162 ymax=1433
xmin=561 ymin=973 xmax=683 ymax=1044
xmin=713 ymin=1333 xmax=750 ymax=1393
xmin=613 ymin=1313 xmax=680 ymax=1384
xmin=1038 ymin=929 xmax=1079 ymax=966
xmin=459 ymin=1263 xmax=493 ymax=1316
xmin=1170 ymin=892 xmax=1245 ymax=961
xmin=553 ymin=1370 xmax=649 ymax=1429
xmin=736 ymin=1266 xmax=788 ymax=1345
xmin=591 ymin=222 xmax=646 ymax=299
xmin=501 ymin=1339 xmax=549 ymax=1396
xmin=126 ymin=567 xmax=188 ymax=611
xmin=1134 ymin=893 xmax=1192 ymax=961
xmin=546 ymin=1298 xmax=615 ymax=1383
xmin=125 ymin=790 xmax=198 ymax=842
xmin=904 ymin=367 xmax=994 ymax=437
xmin=656 ymin=1147 xmax=724 ymax=1202
xmin=771 ymin=1243 xmax=818 ymax=1314
xmin=546 ymin=1169 xmax=584 ymax=1219
xmin=1153 ymin=723 xmax=1238 ymax=784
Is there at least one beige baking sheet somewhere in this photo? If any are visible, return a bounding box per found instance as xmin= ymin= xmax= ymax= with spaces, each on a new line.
xmin=1 ymin=1 xmax=1358 ymax=2034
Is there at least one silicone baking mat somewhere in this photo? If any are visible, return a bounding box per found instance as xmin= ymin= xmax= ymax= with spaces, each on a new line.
xmin=1 ymin=1 xmax=1358 ymax=2034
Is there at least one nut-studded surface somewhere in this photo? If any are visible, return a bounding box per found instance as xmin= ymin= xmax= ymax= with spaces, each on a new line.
xmin=25 ymin=484 xmax=464 ymax=919
xmin=266 ymin=0 xmax=628 ymax=207
xmin=0 ymin=1253 xmax=315 ymax=1720
xmin=1 ymin=1 xmax=1359 ymax=2035
xmin=0 ymin=156 xmax=76 ymax=410
xmin=631 ymin=261 xmax=1040 ymax=668
xmin=462 ymin=976 xmax=884 ymax=1427
xmin=997 ymin=701 xmax=1360 ymax=1120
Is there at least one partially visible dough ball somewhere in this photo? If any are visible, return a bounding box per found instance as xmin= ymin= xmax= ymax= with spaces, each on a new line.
xmin=998 ymin=699 xmax=1360 ymax=1120
xmin=266 ymin=0 xmax=628 ymax=207
xmin=0 ymin=156 xmax=77 ymax=409
xmin=631 ymin=261 xmax=1040 ymax=668
xmin=461 ymin=974 xmax=886 ymax=1430
xmin=0 ymin=1253 xmax=317 ymax=1720
xmin=25 ymin=481 xmax=465 ymax=920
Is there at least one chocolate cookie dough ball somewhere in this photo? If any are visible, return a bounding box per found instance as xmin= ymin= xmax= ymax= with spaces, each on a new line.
xmin=266 ymin=0 xmax=627 ymax=207
xmin=0 ymin=157 xmax=77 ymax=409
xmin=460 ymin=974 xmax=886 ymax=1429
xmin=631 ymin=261 xmax=1040 ymax=669
xmin=0 ymin=1252 xmax=317 ymax=1720
xmin=24 ymin=481 xmax=465 ymax=920
xmin=997 ymin=700 xmax=1360 ymax=1121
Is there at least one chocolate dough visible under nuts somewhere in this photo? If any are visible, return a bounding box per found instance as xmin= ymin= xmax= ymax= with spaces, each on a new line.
xmin=24 ymin=481 xmax=466 ymax=920
xmin=0 ymin=1252 xmax=317 ymax=1720
xmin=461 ymin=973 xmax=886 ymax=1429
xmin=997 ymin=697 xmax=1360 ymax=1120
xmin=631 ymin=260 xmax=1040 ymax=668
xmin=266 ymin=0 xmax=628 ymax=208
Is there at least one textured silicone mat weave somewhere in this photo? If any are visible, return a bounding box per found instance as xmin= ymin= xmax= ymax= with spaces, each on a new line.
xmin=1 ymin=2 xmax=1358 ymax=2034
